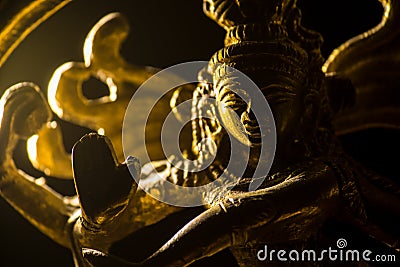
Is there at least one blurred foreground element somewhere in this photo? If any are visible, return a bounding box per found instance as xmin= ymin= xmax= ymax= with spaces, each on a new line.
xmin=0 ymin=0 xmax=399 ymax=266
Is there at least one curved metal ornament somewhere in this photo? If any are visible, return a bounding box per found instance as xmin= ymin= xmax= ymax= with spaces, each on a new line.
xmin=0 ymin=0 xmax=71 ymax=67
xmin=324 ymin=0 xmax=400 ymax=134
xmin=0 ymin=1 xmax=399 ymax=267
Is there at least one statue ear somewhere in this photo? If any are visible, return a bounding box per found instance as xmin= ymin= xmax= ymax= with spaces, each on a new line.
xmin=323 ymin=73 xmax=356 ymax=115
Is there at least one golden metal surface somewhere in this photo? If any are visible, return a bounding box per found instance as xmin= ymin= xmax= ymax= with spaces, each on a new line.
xmin=0 ymin=1 xmax=399 ymax=266
xmin=0 ymin=0 xmax=71 ymax=67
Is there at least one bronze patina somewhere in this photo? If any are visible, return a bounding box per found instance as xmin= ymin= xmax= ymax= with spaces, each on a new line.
xmin=0 ymin=0 xmax=399 ymax=266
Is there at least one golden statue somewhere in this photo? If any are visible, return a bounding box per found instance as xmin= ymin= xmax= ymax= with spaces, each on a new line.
xmin=0 ymin=0 xmax=399 ymax=266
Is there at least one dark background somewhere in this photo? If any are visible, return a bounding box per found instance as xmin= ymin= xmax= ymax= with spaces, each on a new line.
xmin=0 ymin=0 xmax=397 ymax=266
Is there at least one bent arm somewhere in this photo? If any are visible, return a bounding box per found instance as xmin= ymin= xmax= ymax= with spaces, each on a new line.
xmin=0 ymin=84 xmax=78 ymax=248
xmin=83 ymin=160 xmax=340 ymax=266
xmin=0 ymin=164 xmax=77 ymax=248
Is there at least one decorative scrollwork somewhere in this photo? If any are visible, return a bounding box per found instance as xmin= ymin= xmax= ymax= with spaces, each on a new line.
xmin=0 ymin=1 xmax=399 ymax=266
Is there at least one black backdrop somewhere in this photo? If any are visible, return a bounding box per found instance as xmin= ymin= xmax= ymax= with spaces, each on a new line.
xmin=0 ymin=0 xmax=397 ymax=266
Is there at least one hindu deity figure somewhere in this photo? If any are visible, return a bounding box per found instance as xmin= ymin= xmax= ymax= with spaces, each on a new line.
xmin=0 ymin=0 xmax=398 ymax=266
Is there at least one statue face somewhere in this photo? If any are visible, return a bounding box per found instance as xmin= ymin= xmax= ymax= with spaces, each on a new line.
xmin=231 ymin=82 xmax=303 ymax=133
xmin=206 ymin=65 xmax=306 ymax=174
xmin=261 ymin=77 xmax=305 ymax=145
xmin=202 ymin=0 xmax=310 ymax=163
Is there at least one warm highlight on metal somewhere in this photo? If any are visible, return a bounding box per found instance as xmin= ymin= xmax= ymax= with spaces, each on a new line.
xmin=0 ymin=0 xmax=399 ymax=266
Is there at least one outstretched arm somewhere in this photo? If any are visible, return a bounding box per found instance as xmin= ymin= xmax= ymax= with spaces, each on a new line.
xmin=83 ymin=160 xmax=340 ymax=266
xmin=0 ymin=83 xmax=78 ymax=248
